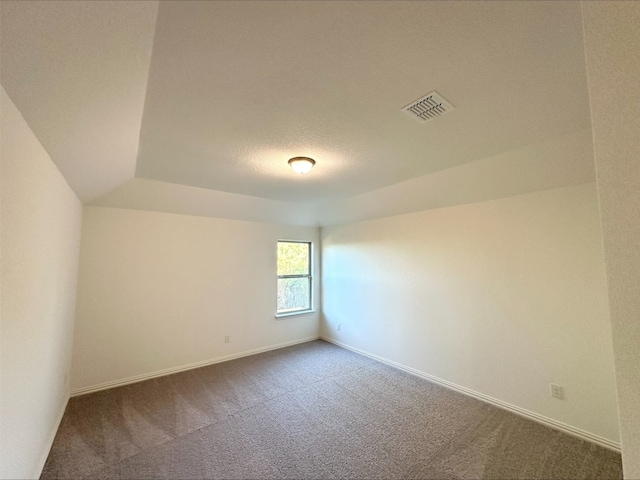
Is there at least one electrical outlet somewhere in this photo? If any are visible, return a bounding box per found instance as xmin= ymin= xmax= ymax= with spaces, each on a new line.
xmin=224 ymin=335 xmax=230 ymax=343
xmin=550 ymin=383 xmax=564 ymax=400
xmin=337 ymin=324 xmax=341 ymax=332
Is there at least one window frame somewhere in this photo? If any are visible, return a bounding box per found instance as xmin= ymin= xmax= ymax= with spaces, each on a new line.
xmin=276 ymin=240 xmax=314 ymax=317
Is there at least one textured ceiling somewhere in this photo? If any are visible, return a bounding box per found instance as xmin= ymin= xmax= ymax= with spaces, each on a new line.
xmin=1 ymin=1 xmax=596 ymax=222
xmin=136 ymin=1 xmax=591 ymax=203
xmin=0 ymin=1 xmax=158 ymax=202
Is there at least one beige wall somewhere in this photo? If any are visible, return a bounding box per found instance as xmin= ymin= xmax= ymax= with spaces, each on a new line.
xmin=71 ymin=206 xmax=320 ymax=392
xmin=321 ymin=183 xmax=619 ymax=445
xmin=582 ymin=2 xmax=640 ymax=476
xmin=0 ymin=87 xmax=83 ymax=479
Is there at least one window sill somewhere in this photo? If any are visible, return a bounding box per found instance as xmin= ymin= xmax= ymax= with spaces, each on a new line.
xmin=275 ymin=310 xmax=316 ymax=319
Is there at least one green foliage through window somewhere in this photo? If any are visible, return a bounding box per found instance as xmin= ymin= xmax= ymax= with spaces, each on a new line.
xmin=277 ymin=242 xmax=310 ymax=276
xmin=277 ymin=241 xmax=311 ymax=314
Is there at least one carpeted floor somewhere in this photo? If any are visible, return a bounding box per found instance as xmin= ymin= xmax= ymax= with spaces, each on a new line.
xmin=41 ymin=340 xmax=622 ymax=479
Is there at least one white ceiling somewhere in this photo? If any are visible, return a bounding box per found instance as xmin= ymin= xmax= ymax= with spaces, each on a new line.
xmin=0 ymin=1 xmax=158 ymax=202
xmin=1 ymin=1 xmax=596 ymax=223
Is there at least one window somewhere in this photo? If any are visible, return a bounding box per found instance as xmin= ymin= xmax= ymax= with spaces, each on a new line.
xmin=277 ymin=241 xmax=312 ymax=315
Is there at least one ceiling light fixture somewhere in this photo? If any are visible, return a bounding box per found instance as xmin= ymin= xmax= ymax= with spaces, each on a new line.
xmin=288 ymin=156 xmax=316 ymax=174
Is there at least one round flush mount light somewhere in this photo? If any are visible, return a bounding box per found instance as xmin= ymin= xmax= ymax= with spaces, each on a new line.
xmin=288 ymin=156 xmax=316 ymax=174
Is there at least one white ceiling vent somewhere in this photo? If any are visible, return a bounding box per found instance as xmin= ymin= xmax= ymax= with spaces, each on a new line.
xmin=402 ymin=91 xmax=455 ymax=123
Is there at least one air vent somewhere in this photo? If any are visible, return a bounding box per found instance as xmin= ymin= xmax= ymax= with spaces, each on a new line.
xmin=402 ymin=91 xmax=454 ymax=123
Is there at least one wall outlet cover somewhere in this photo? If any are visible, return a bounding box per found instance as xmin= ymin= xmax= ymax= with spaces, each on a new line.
xmin=550 ymin=383 xmax=565 ymax=400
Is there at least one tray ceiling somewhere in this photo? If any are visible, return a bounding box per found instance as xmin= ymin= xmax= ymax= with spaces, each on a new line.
xmin=1 ymin=1 xmax=594 ymax=221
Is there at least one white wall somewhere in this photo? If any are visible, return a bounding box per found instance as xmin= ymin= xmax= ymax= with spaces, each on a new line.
xmin=71 ymin=206 xmax=320 ymax=392
xmin=582 ymin=2 xmax=640 ymax=476
xmin=321 ymin=183 xmax=619 ymax=444
xmin=0 ymin=87 xmax=83 ymax=479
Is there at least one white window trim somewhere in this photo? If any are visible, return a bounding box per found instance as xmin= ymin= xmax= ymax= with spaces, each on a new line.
xmin=275 ymin=309 xmax=316 ymax=319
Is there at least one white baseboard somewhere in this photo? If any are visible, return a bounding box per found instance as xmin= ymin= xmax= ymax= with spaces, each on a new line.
xmin=71 ymin=336 xmax=320 ymax=397
xmin=321 ymin=335 xmax=621 ymax=453
xmin=34 ymin=394 xmax=69 ymax=479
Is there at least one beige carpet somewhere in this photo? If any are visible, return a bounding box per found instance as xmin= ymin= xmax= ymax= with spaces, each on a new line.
xmin=41 ymin=340 xmax=622 ymax=479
